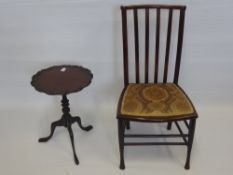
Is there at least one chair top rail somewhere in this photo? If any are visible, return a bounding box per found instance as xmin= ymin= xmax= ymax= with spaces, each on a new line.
xmin=121 ymin=4 xmax=186 ymax=10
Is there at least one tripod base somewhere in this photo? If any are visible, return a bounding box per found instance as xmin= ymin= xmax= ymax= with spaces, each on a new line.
xmin=39 ymin=95 xmax=93 ymax=165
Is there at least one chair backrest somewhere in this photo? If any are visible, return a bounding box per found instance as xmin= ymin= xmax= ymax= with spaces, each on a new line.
xmin=121 ymin=4 xmax=186 ymax=87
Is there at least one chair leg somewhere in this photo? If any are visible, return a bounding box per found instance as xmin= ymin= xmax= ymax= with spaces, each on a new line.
xmin=167 ymin=121 xmax=172 ymax=130
xmin=125 ymin=120 xmax=130 ymax=130
xmin=118 ymin=119 xmax=125 ymax=169
xmin=184 ymin=118 xmax=196 ymax=169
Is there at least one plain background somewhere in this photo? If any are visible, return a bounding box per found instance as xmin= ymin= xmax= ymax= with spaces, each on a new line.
xmin=0 ymin=0 xmax=233 ymax=174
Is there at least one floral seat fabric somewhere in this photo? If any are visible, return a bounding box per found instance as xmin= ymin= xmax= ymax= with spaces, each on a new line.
xmin=120 ymin=83 xmax=195 ymax=119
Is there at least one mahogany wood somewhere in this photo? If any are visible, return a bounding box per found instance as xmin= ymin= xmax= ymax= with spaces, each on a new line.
xmin=118 ymin=4 xmax=197 ymax=170
xmin=145 ymin=8 xmax=149 ymax=83
xmin=31 ymin=65 xmax=93 ymax=165
xmin=163 ymin=9 xmax=173 ymax=83
xmin=154 ymin=8 xmax=160 ymax=83
xmin=134 ymin=9 xmax=140 ymax=83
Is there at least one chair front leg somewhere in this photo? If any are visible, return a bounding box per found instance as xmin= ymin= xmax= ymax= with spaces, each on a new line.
xmin=118 ymin=118 xmax=125 ymax=169
xmin=184 ymin=118 xmax=196 ymax=169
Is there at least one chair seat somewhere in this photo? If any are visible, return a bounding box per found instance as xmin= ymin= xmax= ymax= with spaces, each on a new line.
xmin=119 ymin=83 xmax=196 ymax=120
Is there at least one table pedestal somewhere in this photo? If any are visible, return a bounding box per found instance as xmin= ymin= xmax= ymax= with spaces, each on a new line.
xmin=38 ymin=95 xmax=93 ymax=165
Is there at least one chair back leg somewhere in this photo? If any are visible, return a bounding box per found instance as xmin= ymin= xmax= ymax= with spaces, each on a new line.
xmin=125 ymin=120 xmax=130 ymax=130
xmin=167 ymin=121 xmax=172 ymax=130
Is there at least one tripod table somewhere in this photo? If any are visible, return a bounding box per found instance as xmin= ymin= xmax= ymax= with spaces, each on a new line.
xmin=31 ymin=65 xmax=93 ymax=165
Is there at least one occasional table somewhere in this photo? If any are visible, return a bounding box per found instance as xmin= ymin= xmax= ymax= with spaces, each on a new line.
xmin=31 ymin=65 xmax=93 ymax=165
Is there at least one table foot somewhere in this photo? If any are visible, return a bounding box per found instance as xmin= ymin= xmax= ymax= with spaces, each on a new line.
xmin=67 ymin=125 xmax=79 ymax=165
xmin=39 ymin=120 xmax=62 ymax=142
xmin=72 ymin=116 xmax=93 ymax=131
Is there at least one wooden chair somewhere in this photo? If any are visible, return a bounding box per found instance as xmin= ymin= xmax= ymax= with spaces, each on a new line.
xmin=117 ymin=4 xmax=198 ymax=170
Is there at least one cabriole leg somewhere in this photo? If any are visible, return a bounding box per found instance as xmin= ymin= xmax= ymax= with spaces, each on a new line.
xmin=38 ymin=119 xmax=62 ymax=142
xmin=72 ymin=116 xmax=93 ymax=131
xmin=67 ymin=125 xmax=79 ymax=165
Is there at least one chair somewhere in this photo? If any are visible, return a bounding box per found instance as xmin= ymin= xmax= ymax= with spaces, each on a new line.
xmin=117 ymin=4 xmax=198 ymax=170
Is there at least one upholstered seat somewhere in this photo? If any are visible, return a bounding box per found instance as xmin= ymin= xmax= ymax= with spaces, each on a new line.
xmin=119 ymin=83 xmax=195 ymax=120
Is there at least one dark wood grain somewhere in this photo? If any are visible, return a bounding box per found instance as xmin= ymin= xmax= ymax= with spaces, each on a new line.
xmin=174 ymin=9 xmax=185 ymax=84
xmin=163 ymin=9 xmax=173 ymax=83
xmin=31 ymin=65 xmax=93 ymax=95
xmin=31 ymin=65 xmax=93 ymax=165
xmin=121 ymin=5 xmax=186 ymax=85
xmin=124 ymin=4 xmax=186 ymax=10
xmin=145 ymin=8 xmax=150 ymax=83
xmin=118 ymin=4 xmax=197 ymax=170
xmin=154 ymin=8 xmax=160 ymax=83
xmin=121 ymin=6 xmax=129 ymax=87
xmin=134 ymin=9 xmax=140 ymax=83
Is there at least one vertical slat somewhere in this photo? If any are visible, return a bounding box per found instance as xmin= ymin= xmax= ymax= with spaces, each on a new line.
xmin=145 ymin=8 xmax=149 ymax=83
xmin=163 ymin=9 xmax=173 ymax=83
xmin=154 ymin=8 xmax=160 ymax=83
xmin=134 ymin=9 xmax=140 ymax=83
xmin=121 ymin=7 xmax=129 ymax=87
xmin=174 ymin=8 xmax=186 ymax=84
